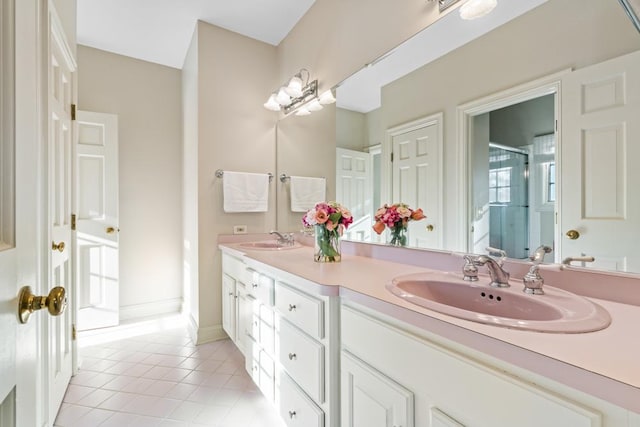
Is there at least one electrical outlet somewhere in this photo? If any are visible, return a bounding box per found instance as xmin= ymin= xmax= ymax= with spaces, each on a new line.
xmin=233 ymin=225 xmax=247 ymax=234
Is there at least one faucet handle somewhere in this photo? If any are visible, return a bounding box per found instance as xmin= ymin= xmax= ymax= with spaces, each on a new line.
xmin=485 ymin=246 xmax=507 ymax=266
xmin=523 ymin=264 xmax=545 ymax=295
xmin=462 ymin=255 xmax=479 ymax=281
xmin=530 ymin=245 xmax=552 ymax=265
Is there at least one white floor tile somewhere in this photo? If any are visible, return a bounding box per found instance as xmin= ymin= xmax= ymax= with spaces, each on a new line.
xmin=59 ymin=325 xmax=284 ymax=427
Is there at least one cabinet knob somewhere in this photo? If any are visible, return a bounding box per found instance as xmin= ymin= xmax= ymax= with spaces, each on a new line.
xmin=288 ymin=353 xmax=297 ymax=361
xmin=252 ymin=283 xmax=258 ymax=288
xmin=51 ymin=241 xmax=65 ymax=252
xmin=228 ymin=292 xmax=233 ymax=296
xmin=288 ymin=304 xmax=296 ymax=312
xmin=288 ymin=410 xmax=296 ymax=419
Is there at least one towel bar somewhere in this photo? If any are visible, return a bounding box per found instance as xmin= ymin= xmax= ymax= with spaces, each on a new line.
xmin=215 ymin=169 xmax=274 ymax=181
xmin=279 ymin=174 xmax=325 ymax=183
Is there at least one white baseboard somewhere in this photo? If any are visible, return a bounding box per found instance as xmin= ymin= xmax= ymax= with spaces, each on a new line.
xmin=196 ymin=324 xmax=228 ymax=345
xmin=119 ymin=298 xmax=183 ymax=322
xmin=77 ymin=313 xmax=186 ymax=347
xmin=185 ymin=312 xmax=199 ymax=344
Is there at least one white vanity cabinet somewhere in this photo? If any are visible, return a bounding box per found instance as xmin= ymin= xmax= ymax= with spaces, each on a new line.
xmin=221 ymin=253 xmax=248 ymax=354
xmin=340 ymin=301 xmax=633 ymax=427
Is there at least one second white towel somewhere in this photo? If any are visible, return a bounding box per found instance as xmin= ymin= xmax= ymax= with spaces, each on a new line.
xmin=290 ymin=176 xmax=326 ymax=212
xmin=223 ymin=171 xmax=270 ymax=213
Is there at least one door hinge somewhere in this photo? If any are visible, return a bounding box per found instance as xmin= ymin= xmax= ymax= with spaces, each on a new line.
xmin=71 ymin=104 xmax=77 ymax=121
xmin=555 ymin=119 xmax=557 ymax=131
xmin=72 ymin=324 xmax=77 ymax=341
xmin=71 ymin=213 xmax=77 ymax=231
xmin=391 ymin=152 xmax=394 ymax=162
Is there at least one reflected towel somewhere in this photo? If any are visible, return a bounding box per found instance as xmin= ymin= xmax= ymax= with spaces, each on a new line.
xmin=290 ymin=176 xmax=326 ymax=212
xmin=223 ymin=171 xmax=270 ymax=213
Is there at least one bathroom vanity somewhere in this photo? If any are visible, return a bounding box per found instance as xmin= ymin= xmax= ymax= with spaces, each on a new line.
xmin=218 ymin=237 xmax=640 ymax=427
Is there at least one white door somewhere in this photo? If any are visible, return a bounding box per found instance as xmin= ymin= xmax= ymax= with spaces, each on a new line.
xmin=0 ymin=0 xmax=17 ymax=418
xmin=47 ymin=10 xmax=76 ymax=424
xmin=561 ymin=50 xmax=640 ymax=272
xmin=390 ymin=116 xmax=443 ymax=249
xmin=76 ymin=111 xmax=119 ymax=331
xmin=336 ymin=148 xmax=373 ymax=242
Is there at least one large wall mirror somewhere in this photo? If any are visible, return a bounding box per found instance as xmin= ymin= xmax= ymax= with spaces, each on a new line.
xmin=329 ymin=0 xmax=640 ymax=275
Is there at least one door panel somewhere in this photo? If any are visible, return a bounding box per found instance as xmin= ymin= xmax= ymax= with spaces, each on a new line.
xmin=76 ymin=111 xmax=119 ymax=331
xmin=336 ymin=148 xmax=373 ymax=242
xmin=561 ymin=50 xmax=640 ymax=272
xmin=48 ymin=9 xmax=75 ymax=424
xmin=391 ymin=117 xmax=443 ymax=249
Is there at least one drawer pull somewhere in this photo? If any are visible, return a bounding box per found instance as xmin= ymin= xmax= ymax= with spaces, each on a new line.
xmin=288 ymin=353 xmax=297 ymax=361
xmin=288 ymin=410 xmax=296 ymax=419
xmin=288 ymin=304 xmax=297 ymax=312
xmin=252 ymin=283 xmax=258 ymax=288
xmin=228 ymin=292 xmax=233 ymax=296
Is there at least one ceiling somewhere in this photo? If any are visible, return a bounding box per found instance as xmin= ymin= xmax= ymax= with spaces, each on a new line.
xmin=77 ymin=0 xmax=316 ymax=69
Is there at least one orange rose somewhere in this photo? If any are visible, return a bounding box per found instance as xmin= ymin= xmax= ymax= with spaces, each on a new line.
xmin=372 ymin=220 xmax=386 ymax=235
xmin=315 ymin=209 xmax=328 ymax=224
xmin=411 ymin=208 xmax=426 ymax=221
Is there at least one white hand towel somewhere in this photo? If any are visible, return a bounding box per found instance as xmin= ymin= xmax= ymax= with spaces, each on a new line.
xmin=223 ymin=171 xmax=270 ymax=213
xmin=290 ymin=176 xmax=326 ymax=212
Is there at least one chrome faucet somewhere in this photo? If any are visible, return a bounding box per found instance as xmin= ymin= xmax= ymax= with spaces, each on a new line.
xmin=269 ymin=230 xmax=294 ymax=246
xmin=471 ymin=255 xmax=511 ymax=288
xmin=522 ymin=245 xmax=552 ymax=295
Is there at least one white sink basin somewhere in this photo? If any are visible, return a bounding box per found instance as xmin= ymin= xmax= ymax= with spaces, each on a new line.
xmin=387 ymin=271 xmax=611 ymax=333
xmin=238 ymin=241 xmax=302 ymax=250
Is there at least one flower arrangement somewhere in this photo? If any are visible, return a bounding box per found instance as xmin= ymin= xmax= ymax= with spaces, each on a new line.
xmin=372 ymin=203 xmax=426 ymax=246
xmin=302 ymin=202 xmax=353 ymax=262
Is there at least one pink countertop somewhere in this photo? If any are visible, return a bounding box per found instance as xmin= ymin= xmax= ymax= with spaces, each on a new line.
xmin=218 ymin=239 xmax=640 ymax=413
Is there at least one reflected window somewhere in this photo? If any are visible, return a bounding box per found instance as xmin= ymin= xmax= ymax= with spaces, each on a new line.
xmin=489 ymin=167 xmax=511 ymax=203
xmin=546 ymin=162 xmax=556 ymax=203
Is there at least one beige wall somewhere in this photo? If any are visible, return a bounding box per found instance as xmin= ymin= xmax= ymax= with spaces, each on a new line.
xmin=368 ymin=0 xmax=640 ymax=250
xmin=195 ymin=21 xmax=278 ymax=341
xmin=77 ymin=46 xmax=183 ymax=317
xmin=336 ymin=108 xmax=367 ymax=151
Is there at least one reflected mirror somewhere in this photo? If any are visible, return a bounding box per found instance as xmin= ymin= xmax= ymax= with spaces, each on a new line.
xmin=329 ymin=0 xmax=640 ymax=274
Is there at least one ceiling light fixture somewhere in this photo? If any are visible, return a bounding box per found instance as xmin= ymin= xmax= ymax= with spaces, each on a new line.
xmin=459 ymin=0 xmax=497 ymax=20
xmin=263 ymin=68 xmax=335 ymax=116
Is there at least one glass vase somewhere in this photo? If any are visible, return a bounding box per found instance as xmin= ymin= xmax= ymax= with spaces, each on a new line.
xmin=314 ymin=225 xmax=341 ymax=262
xmin=388 ymin=224 xmax=408 ymax=246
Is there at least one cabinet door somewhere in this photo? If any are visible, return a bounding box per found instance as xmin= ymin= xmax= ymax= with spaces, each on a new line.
xmin=222 ymin=273 xmax=236 ymax=341
xmin=341 ymin=351 xmax=414 ymax=427
xmin=236 ymin=284 xmax=249 ymax=355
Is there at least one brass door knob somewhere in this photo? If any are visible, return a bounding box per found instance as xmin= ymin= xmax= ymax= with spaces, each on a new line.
xmin=106 ymin=226 xmax=119 ymax=234
xmin=52 ymin=241 xmax=65 ymax=252
xmin=18 ymin=286 xmax=67 ymax=324
xmin=426 ymin=224 xmax=434 ymax=232
xmin=566 ymin=229 xmax=580 ymax=240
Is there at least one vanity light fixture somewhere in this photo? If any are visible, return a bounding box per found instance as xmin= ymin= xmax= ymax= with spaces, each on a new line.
xmin=263 ymin=68 xmax=336 ymax=116
xmin=459 ymin=0 xmax=498 ymax=20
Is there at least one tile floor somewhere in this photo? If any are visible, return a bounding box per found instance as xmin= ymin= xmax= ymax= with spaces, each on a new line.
xmin=54 ymin=323 xmax=286 ymax=427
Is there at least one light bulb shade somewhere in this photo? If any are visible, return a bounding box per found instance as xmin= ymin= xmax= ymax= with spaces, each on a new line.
xmin=284 ymin=75 xmax=303 ymax=97
xmin=295 ymin=107 xmax=311 ymax=116
xmin=264 ymin=94 xmax=281 ymax=111
xmin=318 ymin=89 xmax=336 ymax=105
xmin=459 ymin=0 xmax=497 ymax=20
xmin=306 ymin=99 xmax=323 ymax=112
xmin=276 ymin=87 xmax=292 ymax=105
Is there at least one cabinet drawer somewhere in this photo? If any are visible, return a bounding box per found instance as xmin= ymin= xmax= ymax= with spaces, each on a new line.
xmin=247 ymin=269 xmax=274 ymax=306
xmin=259 ymin=319 xmax=275 ymax=355
xmin=275 ymin=282 xmax=324 ymax=339
xmin=247 ymin=296 xmax=260 ymax=342
xmin=279 ymin=372 xmax=324 ymax=427
xmin=245 ymin=337 xmax=260 ymax=386
xmin=222 ymin=253 xmax=245 ymax=279
xmin=278 ymin=319 xmax=324 ymax=403
xmin=259 ymin=350 xmax=275 ymax=403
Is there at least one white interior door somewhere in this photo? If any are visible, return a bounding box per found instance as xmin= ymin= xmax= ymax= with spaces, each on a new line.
xmin=390 ymin=116 xmax=443 ymax=249
xmin=47 ymin=9 xmax=75 ymax=424
xmin=561 ymin=50 xmax=640 ymax=272
xmin=0 ymin=0 xmax=17 ymax=418
xmin=336 ymin=148 xmax=373 ymax=242
xmin=76 ymin=111 xmax=119 ymax=331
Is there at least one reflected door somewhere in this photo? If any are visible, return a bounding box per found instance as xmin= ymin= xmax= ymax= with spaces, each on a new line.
xmin=336 ymin=148 xmax=373 ymax=242
xmin=561 ymin=50 xmax=640 ymax=272
xmin=391 ymin=118 xmax=442 ymax=249
xmin=76 ymin=111 xmax=119 ymax=331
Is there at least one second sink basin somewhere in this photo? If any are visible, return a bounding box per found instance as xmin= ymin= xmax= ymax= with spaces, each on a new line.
xmin=239 ymin=241 xmax=302 ymax=250
xmin=387 ymin=271 xmax=611 ymax=333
